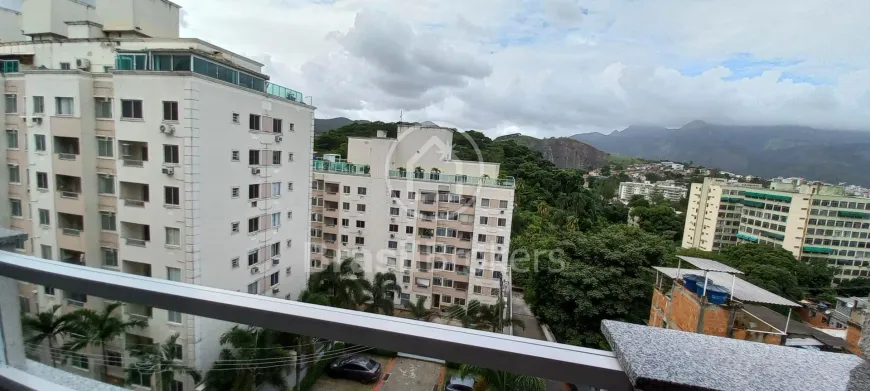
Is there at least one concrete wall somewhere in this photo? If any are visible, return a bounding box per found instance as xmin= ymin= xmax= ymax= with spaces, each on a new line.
xmin=95 ymin=0 xmax=179 ymax=39
xmin=0 ymin=7 xmax=25 ymax=42
xmin=22 ymin=0 xmax=97 ymax=38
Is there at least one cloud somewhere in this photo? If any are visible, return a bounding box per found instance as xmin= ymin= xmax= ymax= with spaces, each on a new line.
xmin=173 ymin=0 xmax=870 ymax=135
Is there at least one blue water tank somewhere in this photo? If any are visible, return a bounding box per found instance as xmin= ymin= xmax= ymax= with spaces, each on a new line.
xmin=706 ymin=284 xmax=730 ymax=304
xmin=681 ymin=274 xmax=703 ymax=293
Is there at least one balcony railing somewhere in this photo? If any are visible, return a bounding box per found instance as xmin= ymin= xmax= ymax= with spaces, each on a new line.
xmin=389 ymin=170 xmax=515 ymax=188
xmin=127 ymin=313 xmax=151 ymax=322
xmin=125 ymin=238 xmax=146 ymax=247
xmin=60 ymin=191 xmax=79 ymax=199
xmin=312 ymin=159 xmax=371 ymax=176
xmin=0 ymin=250 xmax=633 ymax=391
xmin=58 ymin=153 xmax=77 ymax=161
xmin=123 ymin=199 xmax=146 ymax=207
xmin=122 ymin=159 xmax=144 ymax=167
xmin=61 ymin=228 xmax=81 ymax=237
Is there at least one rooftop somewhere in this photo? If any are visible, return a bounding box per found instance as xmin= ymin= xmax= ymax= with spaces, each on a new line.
xmin=676 ymin=255 xmax=744 ymax=274
xmin=654 ymin=266 xmax=800 ymax=307
xmin=741 ymin=304 xmax=846 ymax=349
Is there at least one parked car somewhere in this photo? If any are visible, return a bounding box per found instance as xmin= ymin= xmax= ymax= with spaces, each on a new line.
xmin=327 ymin=355 xmax=382 ymax=383
xmin=444 ymin=374 xmax=476 ymax=391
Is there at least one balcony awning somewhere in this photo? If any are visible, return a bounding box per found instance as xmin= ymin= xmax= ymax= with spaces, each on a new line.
xmin=654 ymin=267 xmax=799 ymax=307
xmin=675 ymin=256 xmax=743 ymax=274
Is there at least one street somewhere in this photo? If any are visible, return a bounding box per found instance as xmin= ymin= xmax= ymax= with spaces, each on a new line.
xmin=511 ymin=292 xmax=566 ymax=391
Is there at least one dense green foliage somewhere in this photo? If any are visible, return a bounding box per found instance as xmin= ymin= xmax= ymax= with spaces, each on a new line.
xmin=835 ymin=278 xmax=870 ymax=297
xmin=204 ymin=326 xmax=291 ymax=391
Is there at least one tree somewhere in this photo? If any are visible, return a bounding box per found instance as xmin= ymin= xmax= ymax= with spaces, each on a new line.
xmin=126 ymin=333 xmax=200 ymax=391
xmin=458 ymin=364 xmax=545 ymax=391
xmin=837 ymin=278 xmax=870 ymax=297
xmin=404 ymin=295 xmax=436 ymax=321
xmin=21 ymin=305 xmax=78 ymax=368
xmin=474 ymin=304 xmax=525 ymax=333
xmin=204 ymin=326 xmax=291 ymax=391
xmin=308 ymin=258 xmax=367 ymax=309
xmin=630 ymin=204 xmax=684 ymax=241
xmin=627 ymin=195 xmax=650 ymax=208
xmin=414 ymin=166 xmax=424 ymax=179
xmin=360 ymin=272 xmax=402 ymax=315
xmin=65 ymin=302 xmax=148 ymax=381
xmin=446 ymin=300 xmax=483 ymax=328
xmin=526 ymin=225 xmax=669 ymax=348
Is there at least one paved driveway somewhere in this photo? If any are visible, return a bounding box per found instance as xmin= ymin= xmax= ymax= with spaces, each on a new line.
xmin=310 ymin=355 xmax=392 ymax=391
xmin=512 ymin=292 xmax=567 ymax=391
xmin=377 ymin=357 xmax=444 ymax=391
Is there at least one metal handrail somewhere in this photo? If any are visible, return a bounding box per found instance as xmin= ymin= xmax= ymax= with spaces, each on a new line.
xmin=0 ymin=251 xmax=632 ymax=390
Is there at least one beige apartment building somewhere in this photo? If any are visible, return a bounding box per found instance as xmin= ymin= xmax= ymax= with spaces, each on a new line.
xmin=310 ymin=125 xmax=515 ymax=309
xmin=1 ymin=0 xmax=313 ymax=388
xmin=682 ymin=178 xmax=870 ymax=283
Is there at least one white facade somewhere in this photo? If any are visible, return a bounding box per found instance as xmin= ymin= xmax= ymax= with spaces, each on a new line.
xmin=618 ymin=181 xmax=687 ymax=203
xmin=311 ymin=125 xmax=514 ymax=310
xmin=1 ymin=1 xmax=313 ymax=388
xmin=0 ymin=7 xmax=25 ymax=42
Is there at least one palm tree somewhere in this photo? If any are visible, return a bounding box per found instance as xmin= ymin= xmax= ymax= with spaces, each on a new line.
xmin=414 ymin=166 xmax=425 ymax=179
xmin=21 ymin=305 xmax=77 ymax=367
xmin=404 ymin=295 xmax=436 ymax=321
xmin=126 ymin=333 xmax=200 ymax=391
xmin=204 ymin=326 xmax=291 ymax=391
xmin=446 ymin=300 xmax=483 ymax=328
xmin=474 ymin=304 xmax=525 ymax=333
xmin=397 ymin=167 xmax=407 ymax=177
xmin=65 ymin=302 xmax=148 ymax=381
xmin=431 ymin=167 xmax=441 ymax=180
xmin=360 ymin=272 xmax=402 ymax=315
xmin=458 ymin=364 xmax=545 ymax=391
xmin=308 ymin=258 xmax=367 ymax=309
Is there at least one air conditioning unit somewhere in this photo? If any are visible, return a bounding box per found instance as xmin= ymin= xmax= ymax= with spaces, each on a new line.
xmin=390 ymin=234 xmax=395 ymax=239
xmin=166 ymin=125 xmax=176 ymax=134
xmin=250 ymin=267 xmax=259 ymax=274
xmin=357 ymin=230 xmax=362 ymax=234
xmin=500 ymin=210 xmax=505 ymax=214
xmin=392 ymin=200 xmax=396 ymax=204
xmin=162 ymin=167 xmax=174 ymax=175
xmin=272 ymin=258 xmax=280 ymax=265
xmin=272 ymin=287 xmax=280 ymax=293
xmin=390 ymin=217 xmax=396 ymax=222
xmin=403 ymin=270 xmax=410 ymax=275
xmin=32 ymin=117 xmax=43 ymax=125
xmin=75 ymin=58 xmax=90 ymax=70
xmin=388 ymin=267 xmax=395 ymax=272
xmin=403 ymin=284 xmax=409 ymax=289
xmin=275 ymin=135 xmax=282 ymax=143
xmin=159 ymin=124 xmax=168 ymax=133
xmin=251 ymin=167 xmax=261 ymax=175
xmin=497 ymin=246 xmax=502 ymax=251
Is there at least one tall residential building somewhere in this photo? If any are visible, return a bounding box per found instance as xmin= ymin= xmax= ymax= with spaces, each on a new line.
xmin=617 ymin=180 xmax=687 ymax=203
xmin=682 ymin=178 xmax=870 ymax=283
xmin=1 ymin=0 xmax=313 ymax=386
xmin=310 ymin=125 xmax=515 ymax=309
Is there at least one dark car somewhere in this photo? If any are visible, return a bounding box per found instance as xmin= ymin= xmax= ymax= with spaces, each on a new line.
xmin=444 ymin=374 xmax=476 ymax=391
xmin=327 ymin=355 xmax=382 ymax=383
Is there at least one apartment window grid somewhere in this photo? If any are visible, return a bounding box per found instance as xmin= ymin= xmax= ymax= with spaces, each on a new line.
xmin=3 ymin=94 xmax=15 ymax=113
xmin=6 ymin=129 xmax=18 ymax=149
xmin=33 ymin=96 xmax=44 ymax=114
xmin=121 ymin=99 xmax=143 ymax=119
xmin=34 ymin=134 xmax=46 ymax=152
xmin=95 ymin=98 xmax=113 ymax=119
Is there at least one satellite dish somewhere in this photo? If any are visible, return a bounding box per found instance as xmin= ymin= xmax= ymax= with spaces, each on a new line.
xmin=847 ymin=302 xmax=855 ymax=308
xmin=825 ymin=310 xmax=832 ymax=315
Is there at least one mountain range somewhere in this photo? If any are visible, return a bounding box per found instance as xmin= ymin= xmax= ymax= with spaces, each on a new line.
xmin=572 ymin=121 xmax=870 ymax=186
xmin=494 ymin=134 xmax=609 ymax=170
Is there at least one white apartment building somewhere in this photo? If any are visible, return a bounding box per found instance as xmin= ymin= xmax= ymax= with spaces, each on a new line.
xmin=618 ymin=180 xmax=687 ymax=203
xmin=1 ymin=0 xmax=313 ymax=388
xmin=310 ymin=125 xmax=515 ymax=310
xmin=682 ymin=178 xmax=870 ymax=284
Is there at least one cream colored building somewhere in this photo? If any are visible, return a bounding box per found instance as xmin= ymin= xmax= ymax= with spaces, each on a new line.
xmin=618 ymin=180 xmax=687 ymax=203
xmin=311 ymin=125 xmax=514 ymax=310
xmin=682 ymin=178 xmax=870 ymax=283
xmin=1 ymin=0 xmax=313 ymax=388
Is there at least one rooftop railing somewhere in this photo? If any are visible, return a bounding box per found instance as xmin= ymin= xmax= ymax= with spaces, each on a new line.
xmin=0 ymin=250 xmax=632 ymax=391
xmin=312 ymin=159 xmax=371 ymax=176
xmin=389 ymin=170 xmax=516 ymax=188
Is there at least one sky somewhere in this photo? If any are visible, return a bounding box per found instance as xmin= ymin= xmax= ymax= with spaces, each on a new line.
xmin=4 ymin=0 xmax=870 ymax=137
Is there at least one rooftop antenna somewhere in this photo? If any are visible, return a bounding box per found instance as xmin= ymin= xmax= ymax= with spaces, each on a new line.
xmin=399 ymin=109 xmax=403 ymax=124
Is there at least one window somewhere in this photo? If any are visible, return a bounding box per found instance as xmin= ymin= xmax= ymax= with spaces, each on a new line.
xmin=95 ymin=98 xmax=112 ymax=119
xmin=36 ymin=172 xmax=48 ymax=190
xmin=168 ymin=310 xmax=182 ymax=324
xmin=390 ymin=207 xmax=399 ymax=216
xmin=70 ymin=353 xmax=88 ymax=370
xmin=96 ymin=136 xmax=113 ymax=157
xmin=272 ymin=151 xmax=282 ymax=164
xmin=480 ymin=216 xmax=489 ymax=225
xmin=273 ymin=118 xmax=282 ymax=133
xmin=478 ymin=234 xmax=487 ymax=242
xmin=162 ymin=101 xmax=179 ymax=121
xmin=475 ymin=269 xmax=484 ymax=277
xmin=98 ymin=247 xmax=118 ymax=267
xmin=60 ymin=62 xmax=71 ymax=70
xmin=249 ymin=149 xmax=260 ymax=165
xmin=248 ymin=216 xmax=260 ymax=233
xmin=231 ymin=150 xmax=240 ymax=161
xmin=38 ymin=209 xmax=50 ymax=225
xmin=3 ymin=94 xmax=15 ymax=113
xmin=165 ymin=227 xmax=181 ymax=247
xmin=247 ymin=282 xmax=258 ymax=294
xmin=100 ymin=211 xmax=116 ymax=231
xmin=498 ymin=218 xmax=507 ymax=227
xmin=121 ymin=100 xmax=143 ymax=119
xmin=341 ymin=218 xmax=349 ymax=227
xmin=231 ymin=222 xmax=240 ymax=234
xmin=249 ymin=114 xmax=261 ymax=130
xmin=406 ymin=226 xmax=414 ymax=234
xmin=10 ymin=199 xmax=22 ymax=217
xmin=249 ymin=184 xmax=260 ymax=200
xmin=481 ymin=198 xmax=490 ymax=207
xmin=248 ymin=249 xmax=259 ymax=266
xmin=288 ymin=153 xmax=294 ymax=162
xmin=33 ymin=96 xmax=44 ymax=114
xmin=34 ymin=134 xmax=46 ymax=152
xmin=164 ymin=144 xmax=179 ymax=164
xmin=499 ymin=200 xmax=509 ymax=208
xmin=232 ymin=113 xmax=240 ymax=124
xmin=356 ymin=237 xmax=365 ymax=245
xmin=287 ymin=182 xmax=294 ymax=191
xmin=6 ymin=130 xmax=18 ymax=149
xmin=391 ymin=190 xmax=401 ymax=198
xmin=356 ymin=220 xmax=366 ymax=228
xmin=98 ymin=174 xmax=115 ymax=195
xmin=164 ymin=186 xmax=180 ymax=206
xmin=389 ymin=224 xmax=398 ymax=232
xmin=357 ymin=204 xmax=366 ymax=212
xmin=271 ymin=212 xmax=281 ymax=227
xmin=343 ymin=186 xmax=351 ymax=194
xmin=231 ymin=187 xmax=240 ymax=198
xmin=270 ymin=271 xmax=279 ymax=286
xmin=408 ymin=192 xmax=416 ymax=200
xmin=388 ymin=241 xmax=398 ymax=249
xmin=473 ymin=285 xmax=482 ymax=294
xmin=231 ymin=257 xmax=240 ymax=268
xmin=407 ymin=209 xmax=415 ymax=218
xmin=358 ymin=187 xmax=367 ymax=195
xmin=341 ymin=235 xmax=348 ymax=243
xmin=40 ymin=245 xmax=52 ymax=260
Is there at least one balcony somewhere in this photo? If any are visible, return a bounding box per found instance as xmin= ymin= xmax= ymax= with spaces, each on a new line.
xmin=119 ymin=182 xmax=150 ymax=221
xmin=119 ymin=140 xmax=148 ymax=169
xmin=54 ymin=176 xmax=84 ymax=213
xmin=0 ymin=241 xmax=866 ymax=391
xmin=313 ymin=158 xmax=370 ymax=176
xmin=388 ymin=169 xmax=515 ymax=188
xmin=56 ymin=213 xmax=85 ymax=252
xmin=50 ymin=116 xmax=82 ymax=138
xmin=53 ymin=140 xmax=83 ymax=175
xmin=121 ymin=222 xmax=150 ymax=260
